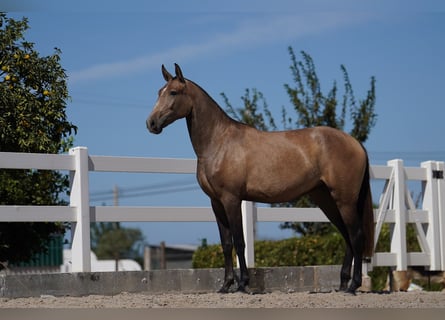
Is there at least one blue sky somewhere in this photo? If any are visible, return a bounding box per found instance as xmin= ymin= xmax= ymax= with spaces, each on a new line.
xmin=5 ymin=1 xmax=445 ymax=246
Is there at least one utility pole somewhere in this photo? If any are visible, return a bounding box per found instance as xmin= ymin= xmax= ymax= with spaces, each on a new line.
xmin=113 ymin=184 xmax=119 ymax=206
xmin=112 ymin=184 xmax=120 ymax=272
xmin=159 ymin=241 xmax=166 ymax=269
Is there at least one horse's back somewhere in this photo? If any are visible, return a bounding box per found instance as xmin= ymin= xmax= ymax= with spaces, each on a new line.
xmin=255 ymin=126 xmax=366 ymax=168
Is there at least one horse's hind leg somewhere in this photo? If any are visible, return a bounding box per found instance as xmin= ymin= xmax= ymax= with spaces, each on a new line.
xmin=309 ymin=187 xmax=354 ymax=291
xmin=340 ymin=245 xmax=354 ymax=291
xmin=345 ymin=215 xmax=365 ymax=293
xmin=338 ymin=204 xmax=365 ymax=294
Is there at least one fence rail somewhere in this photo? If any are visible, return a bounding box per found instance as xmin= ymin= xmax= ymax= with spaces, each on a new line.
xmin=1 ymin=147 xmax=444 ymax=272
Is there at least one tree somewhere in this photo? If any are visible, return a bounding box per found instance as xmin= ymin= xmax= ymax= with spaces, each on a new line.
xmin=222 ymin=47 xmax=376 ymax=236
xmin=283 ymin=48 xmax=376 ymax=140
xmin=0 ymin=13 xmax=77 ymax=267
xmin=91 ymin=222 xmax=144 ymax=271
xmin=223 ymin=88 xmax=277 ymax=131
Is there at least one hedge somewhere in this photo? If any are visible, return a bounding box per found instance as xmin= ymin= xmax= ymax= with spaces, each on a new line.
xmin=192 ymin=232 xmax=345 ymax=268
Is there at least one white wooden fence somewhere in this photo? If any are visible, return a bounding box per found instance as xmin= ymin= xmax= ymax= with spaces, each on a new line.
xmin=1 ymin=147 xmax=444 ymax=272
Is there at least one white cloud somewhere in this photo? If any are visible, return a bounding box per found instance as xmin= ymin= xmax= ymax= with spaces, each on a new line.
xmin=68 ymin=12 xmax=373 ymax=84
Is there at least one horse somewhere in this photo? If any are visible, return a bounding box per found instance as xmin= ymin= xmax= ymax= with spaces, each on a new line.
xmin=146 ymin=64 xmax=374 ymax=294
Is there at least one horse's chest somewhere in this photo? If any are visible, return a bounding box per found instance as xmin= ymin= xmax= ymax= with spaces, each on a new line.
xmin=196 ymin=164 xmax=218 ymax=197
xmin=196 ymin=161 xmax=240 ymax=197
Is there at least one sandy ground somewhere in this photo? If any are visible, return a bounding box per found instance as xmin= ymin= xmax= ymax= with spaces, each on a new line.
xmin=1 ymin=290 xmax=444 ymax=308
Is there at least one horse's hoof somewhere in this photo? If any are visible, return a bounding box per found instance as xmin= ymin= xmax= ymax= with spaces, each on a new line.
xmin=338 ymin=283 xmax=349 ymax=292
xmin=217 ymin=278 xmax=235 ymax=294
xmin=345 ymin=288 xmax=357 ymax=295
xmin=236 ymin=285 xmax=251 ymax=294
xmin=217 ymin=287 xmax=230 ymax=294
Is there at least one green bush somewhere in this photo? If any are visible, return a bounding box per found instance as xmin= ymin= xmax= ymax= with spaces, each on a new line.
xmin=192 ymin=243 xmax=227 ymax=268
xmin=192 ymin=232 xmax=345 ymax=268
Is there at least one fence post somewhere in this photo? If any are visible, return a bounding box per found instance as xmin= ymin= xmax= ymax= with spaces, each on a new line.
xmin=241 ymin=200 xmax=256 ymax=268
xmin=435 ymin=161 xmax=445 ymax=270
xmin=69 ymin=147 xmax=91 ymax=272
xmin=388 ymin=159 xmax=407 ymax=271
xmin=421 ymin=161 xmax=442 ymax=270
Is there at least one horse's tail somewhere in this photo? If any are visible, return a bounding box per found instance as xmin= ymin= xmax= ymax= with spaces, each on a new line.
xmin=358 ymin=149 xmax=375 ymax=258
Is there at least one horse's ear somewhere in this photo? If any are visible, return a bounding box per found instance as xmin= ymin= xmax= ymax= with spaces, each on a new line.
xmin=161 ymin=64 xmax=173 ymax=82
xmin=174 ymin=63 xmax=185 ymax=83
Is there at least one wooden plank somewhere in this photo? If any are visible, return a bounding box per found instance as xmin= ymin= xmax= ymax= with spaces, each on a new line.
xmin=0 ymin=206 xmax=76 ymax=222
xmin=256 ymin=207 xmax=328 ymax=222
xmin=88 ymin=156 xmax=197 ymax=174
xmin=373 ymin=252 xmax=396 ymax=266
xmin=407 ymin=252 xmax=431 ymax=266
xmin=405 ymin=167 xmax=428 ymax=180
xmin=370 ymin=165 xmax=393 ymax=179
xmin=379 ymin=209 xmax=429 ymax=223
xmin=0 ymin=152 xmax=74 ymax=170
xmin=373 ymin=252 xmax=430 ymax=267
xmin=90 ymin=206 xmax=215 ymax=222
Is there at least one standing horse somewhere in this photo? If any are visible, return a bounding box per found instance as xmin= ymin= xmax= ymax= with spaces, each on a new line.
xmin=146 ymin=64 xmax=374 ymax=294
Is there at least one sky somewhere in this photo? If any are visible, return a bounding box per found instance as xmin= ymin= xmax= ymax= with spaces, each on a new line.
xmin=3 ymin=1 xmax=445 ymax=247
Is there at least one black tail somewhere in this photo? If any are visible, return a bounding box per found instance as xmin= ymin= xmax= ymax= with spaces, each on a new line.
xmin=357 ymin=149 xmax=374 ymax=257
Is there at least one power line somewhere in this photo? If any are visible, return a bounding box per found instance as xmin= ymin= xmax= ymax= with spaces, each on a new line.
xmin=71 ymin=97 xmax=148 ymax=109
xmin=89 ymin=177 xmax=200 ymax=203
xmin=368 ymin=150 xmax=445 ymax=161
xmin=90 ymin=185 xmax=200 ymax=203
xmin=90 ymin=177 xmax=195 ymax=197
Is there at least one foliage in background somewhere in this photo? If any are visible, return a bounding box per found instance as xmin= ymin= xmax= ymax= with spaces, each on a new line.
xmin=193 ymin=233 xmax=345 ymax=269
xmin=91 ymin=222 xmax=144 ymax=270
xmin=223 ymin=47 xmax=377 ymax=139
xmin=0 ymin=13 xmax=77 ymax=267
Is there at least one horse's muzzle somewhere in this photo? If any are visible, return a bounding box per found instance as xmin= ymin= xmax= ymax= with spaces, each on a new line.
xmin=146 ymin=117 xmax=162 ymax=134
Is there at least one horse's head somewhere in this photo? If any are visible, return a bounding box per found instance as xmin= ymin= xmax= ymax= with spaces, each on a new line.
xmin=146 ymin=64 xmax=193 ymax=134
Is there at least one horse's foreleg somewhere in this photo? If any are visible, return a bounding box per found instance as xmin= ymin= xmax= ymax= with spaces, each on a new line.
xmin=225 ymin=200 xmax=250 ymax=293
xmin=232 ymin=229 xmax=249 ymax=292
xmin=212 ymin=199 xmax=235 ymax=293
xmin=217 ymin=223 xmax=235 ymax=293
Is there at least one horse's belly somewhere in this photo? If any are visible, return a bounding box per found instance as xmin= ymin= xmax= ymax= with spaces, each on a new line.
xmin=245 ymin=175 xmax=319 ymax=203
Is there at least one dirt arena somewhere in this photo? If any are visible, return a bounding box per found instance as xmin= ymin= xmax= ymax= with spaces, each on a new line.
xmin=1 ymin=290 xmax=444 ymax=308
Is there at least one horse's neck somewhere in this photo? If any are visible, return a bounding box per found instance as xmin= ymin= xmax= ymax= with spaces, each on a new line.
xmin=186 ymin=82 xmax=234 ymax=158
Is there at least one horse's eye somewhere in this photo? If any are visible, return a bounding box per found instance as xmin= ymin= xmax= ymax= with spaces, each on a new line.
xmin=170 ymin=91 xmax=177 ymax=96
